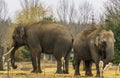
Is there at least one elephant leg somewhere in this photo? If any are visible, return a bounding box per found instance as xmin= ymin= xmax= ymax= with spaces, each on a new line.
xmin=72 ymin=60 xmax=75 ymax=69
xmin=63 ymin=58 xmax=69 ymax=74
xmin=37 ymin=52 xmax=42 ymax=73
xmin=83 ymin=61 xmax=85 ymax=70
xmin=30 ymin=54 xmax=34 ymax=70
xmin=31 ymin=48 xmax=41 ymax=73
xmin=53 ymin=48 xmax=63 ymax=74
xmin=11 ymin=48 xmax=18 ymax=69
xmin=31 ymin=53 xmax=37 ymax=73
xmin=74 ymin=59 xmax=81 ymax=76
xmin=95 ymin=61 xmax=100 ymax=77
xmin=85 ymin=60 xmax=93 ymax=76
xmin=56 ymin=59 xmax=62 ymax=74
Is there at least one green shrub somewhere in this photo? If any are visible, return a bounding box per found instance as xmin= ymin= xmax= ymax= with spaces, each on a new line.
xmin=105 ymin=23 xmax=120 ymax=64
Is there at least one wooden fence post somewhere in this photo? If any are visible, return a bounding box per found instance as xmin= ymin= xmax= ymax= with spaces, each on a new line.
xmin=0 ymin=45 xmax=4 ymax=70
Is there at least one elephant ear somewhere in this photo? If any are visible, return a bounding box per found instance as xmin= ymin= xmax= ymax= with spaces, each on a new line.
xmin=108 ymin=30 xmax=116 ymax=42
xmin=20 ymin=26 xmax=25 ymax=38
xmin=95 ymin=34 xmax=99 ymax=47
xmin=108 ymin=30 xmax=114 ymax=36
xmin=95 ymin=30 xmax=106 ymax=47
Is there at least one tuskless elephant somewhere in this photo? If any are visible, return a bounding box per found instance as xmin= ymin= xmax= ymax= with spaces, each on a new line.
xmin=10 ymin=22 xmax=73 ymax=74
xmin=73 ymin=27 xmax=115 ymax=77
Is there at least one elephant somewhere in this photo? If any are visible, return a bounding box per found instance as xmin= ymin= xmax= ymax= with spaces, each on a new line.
xmin=10 ymin=22 xmax=73 ymax=74
xmin=73 ymin=27 xmax=115 ymax=77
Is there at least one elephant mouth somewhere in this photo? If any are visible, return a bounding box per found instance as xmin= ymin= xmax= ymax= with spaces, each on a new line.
xmin=98 ymin=44 xmax=107 ymax=60
xmin=99 ymin=50 xmax=106 ymax=60
xmin=102 ymin=51 xmax=106 ymax=59
xmin=14 ymin=41 xmax=25 ymax=47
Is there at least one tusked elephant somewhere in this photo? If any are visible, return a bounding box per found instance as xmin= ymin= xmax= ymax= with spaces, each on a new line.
xmin=10 ymin=22 xmax=73 ymax=74
xmin=73 ymin=27 xmax=115 ymax=77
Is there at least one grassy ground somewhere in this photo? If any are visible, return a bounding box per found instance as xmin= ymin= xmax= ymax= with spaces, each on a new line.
xmin=0 ymin=61 xmax=120 ymax=78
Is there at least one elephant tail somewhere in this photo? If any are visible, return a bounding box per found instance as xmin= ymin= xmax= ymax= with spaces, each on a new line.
xmin=62 ymin=38 xmax=74 ymax=73
xmin=64 ymin=38 xmax=74 ymax=59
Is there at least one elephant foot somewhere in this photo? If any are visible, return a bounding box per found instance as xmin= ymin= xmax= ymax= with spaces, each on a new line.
xmin=85 ymin=71 xmax=93 ymax=76
xmin=12 ymin=65 xmax=17 ymax=69
xmin=31 ymin=70 xmax=35 ymax=73
xmin=74 ymin=72 xmax=81 ymax=76
xmin=31 ymin=69 xmax=42 ymax=73
xmin=72 ymin=63 xmax=75 ymax=69
xmin=96 ymin=74 xmax=104 ymax=78
xmin=63 ymin=70 xmax=69 ymax=74
xmin=55 ymin=70 xmax=63 ymax=74
xmin=99 ymin=76 xmax=104 ymax=78
xmin=74 ymin=74 xmax=81 ymax=77
xmin=95 ymin=74 xmax=100 ymax=77
xmin=37 ymin=69 xmax=42 ymax=73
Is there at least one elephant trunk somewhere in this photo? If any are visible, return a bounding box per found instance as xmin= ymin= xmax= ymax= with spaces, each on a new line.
xmin=10 ymin=46 xmax=18 ymax=69
xmin=104 ymin=44 xmax=114 ymax=67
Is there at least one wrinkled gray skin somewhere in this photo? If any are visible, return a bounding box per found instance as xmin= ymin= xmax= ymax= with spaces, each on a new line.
xmin=73 ymin=27 xmax=115 ymax=77
xmin=11 ymin=22 xmax=73 ymax=74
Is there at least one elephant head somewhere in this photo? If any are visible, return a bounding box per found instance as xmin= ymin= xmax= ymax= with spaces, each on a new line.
xmin=12 ymin=26 xmax=26 ymax=47
xmin=11 ymin=25 xmax=27 ymax=69
xmin=95 ymin=30 xmax=115 ymax=66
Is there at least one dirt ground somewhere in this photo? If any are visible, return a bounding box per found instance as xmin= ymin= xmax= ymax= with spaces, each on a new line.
xmin=0 ymin=61 xmax=120 ymax=78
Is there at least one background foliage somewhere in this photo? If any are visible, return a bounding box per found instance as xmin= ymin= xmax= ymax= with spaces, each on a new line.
xmin=104 ymin=0 xmax=120 ymax=64
xmin=0 ymin=0 xmax=120 ymax=64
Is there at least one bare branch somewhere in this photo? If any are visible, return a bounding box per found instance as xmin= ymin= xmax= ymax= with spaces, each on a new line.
xmin=57 ymin=0 xmax=71 ymax=24
xmin=105 ymin=0 xmax=120 ymax=25
xmin=0 ymin=0 xmax=8 ymax=21
xmin=77 ymin=1 xmax=93 ymax=28
xmin=68 ymin=1 xmax=76 ymax=24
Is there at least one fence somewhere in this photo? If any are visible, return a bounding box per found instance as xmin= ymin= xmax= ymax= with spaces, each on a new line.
xmin=0 ymin=46 xmax=4 ymax=70
xmin=0 ymin=47 xmax=120 ymax=78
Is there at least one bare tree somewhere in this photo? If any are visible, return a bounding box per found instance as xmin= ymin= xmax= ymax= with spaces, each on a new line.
xmin=77 ymin=1 xmax=93 ymax=29
xmin=68 ymin=1 xmax=77 ymax=24
xmin=0 ymin=23 xmax=9 ymax=45
xmin=56 ymin=0 xmax=94 ymax=35
xmin=105 ymin=0 xmax=120 ymax=25
xmin=0 ymin=0 xmax=8 ymax=21
xmin=57 ymin=0 xmax=69 ymax=24
xmin=0 ymin=0 xmax=9 ymax=45
xmin=16 ymin=0 xmax=49 ymax=25
xmin=57 ymin=0 xmax=76 ymax=24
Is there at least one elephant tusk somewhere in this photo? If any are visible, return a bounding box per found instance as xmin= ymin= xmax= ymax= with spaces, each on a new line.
xmin=3 ymin=47 xmax=14 ymax=57
xmin=61 ymin=57 xmax=65 ymax=71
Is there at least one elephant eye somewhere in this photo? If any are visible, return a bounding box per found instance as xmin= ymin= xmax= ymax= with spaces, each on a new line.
xmin=13 ymin=34 xmax=19 ymax=40
xmin=101 ymin=41 xmax=107 ymax=47
xmin=12 ymin=36 xmax=15 ymax=39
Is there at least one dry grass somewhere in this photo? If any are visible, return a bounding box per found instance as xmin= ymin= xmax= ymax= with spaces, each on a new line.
xmin=0 ymin=61 xmax=120 ymax=78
